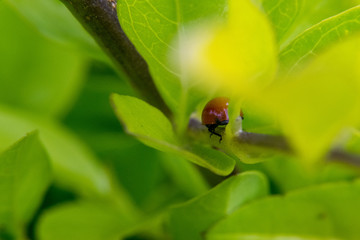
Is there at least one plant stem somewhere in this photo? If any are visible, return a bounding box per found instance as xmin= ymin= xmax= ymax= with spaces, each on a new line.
xmin=60 ymin=0 xmax=172 ymax=118
xmin=188 ymin=118 xmax=360 ymax=167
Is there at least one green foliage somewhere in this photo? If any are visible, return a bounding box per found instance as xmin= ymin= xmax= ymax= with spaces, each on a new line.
xmin=3 ymin=0 xmax=103 ymax=59
xmin=0 ymin=3 xmax=86 ymax=117
xmin=168 ymin=172 xmax=268 ymax=240
xmin=262 ymin=0 xmax=360 ymax=46
xmin=0 ymin=132 xmax=51 ymax=239
xmin=37 ymin=201 xmax=139 ymax=240
xmin=1 ymin=0 xmax=360 ymax=239
xmin=160 ymin=153 xmax=210 ymax=197
xmin=280 ymin=5 xmax=360 ymax=73
xmin=207 ymin=180 xmax=360 ymax=239
xmin=111 ymin=94 xmax=178 ymax=147
xmin=261 ymin=0 xmax=303 ymax=42
xmin=0 ymin=104 xmax=112 ymax=197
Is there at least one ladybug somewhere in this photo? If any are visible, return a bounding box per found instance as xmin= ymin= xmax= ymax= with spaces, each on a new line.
xmin=202 ymin=97 xmax=230 ymax=142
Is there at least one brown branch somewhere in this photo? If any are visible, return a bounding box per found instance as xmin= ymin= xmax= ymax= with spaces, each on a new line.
xmin=327 ymin=149 xmax=360 ymax=167
xmin=60 ymin=0 xmax=172 ymax=118
xmin=235 ymin=132 xmax=360 ymax=167
xmin=234 ymin=132 xmax=290 ymax=152
xmin=188 ymin=118 xmax=360 ymax=167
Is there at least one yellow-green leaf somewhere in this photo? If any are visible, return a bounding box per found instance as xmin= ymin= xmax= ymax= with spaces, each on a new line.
xmin=263 ymin=35 xmax=360 ymax=161
xmin=261 ymin=0 xmax=304 ymax=42
xmin=182 ymin=0 xmax=277 ymax=98
xmin=280 ymin=5 xmax=360 ymax=73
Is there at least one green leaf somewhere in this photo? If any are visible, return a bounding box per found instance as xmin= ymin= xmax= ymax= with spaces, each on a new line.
xmin=3 ymin=0 xmax=103 ymax=59
xmin=285 ymin=0 xmax=359 ymax=44
xmin=207 ymin=180 xmax=360 ymax=240
xmin=0 ymin=3 xmax=86 ymax=117
xmin=111 ymin=94 xmax=235 ymax=175
xmin=259 ymin=35 xmax=360 ymax=161
xmin=0 ymin=104 xmax=112 ymax=197
xmin=0 ymin=131 xmax=51 ymax=238
xmin=261 ymin=0 xmax=359 ymax=47
xmin=111 ymin=94 xmax=178 ymax=147
xmin=182 ymin=143 xmax=236 ymax=176
xmin=280 ymin=5 xmax=360 ymax=73
xmin=168 ymin=171 xmax=269 ymax=240
xmin=261 ymin=0 xmax=304 ymax=42
xmin=37 ymin=201 xmax=139 ymax=240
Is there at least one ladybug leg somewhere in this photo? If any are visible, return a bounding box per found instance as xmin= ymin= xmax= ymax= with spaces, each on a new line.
xmin=207 ymin=124 xmax=216 ymax=139
xmin=211 ymin=131 xmax=222 ymax=143
xmin=208 ymin=125 xmax=215 ymax=138
xmin=207 ymin=124 xmax=223 ymax=143
xmin=218 ymin=133 xmax=223 ymax=143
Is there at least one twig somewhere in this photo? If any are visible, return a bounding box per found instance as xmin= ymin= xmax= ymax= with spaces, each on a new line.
xmin=60 ymin=0 xmax=172 ymax=118
xmin=188 ymin=118 xmax=360 ymax=167
xmin=234 ymin=132 xmax=290 ymax=152
xmin=328 ymin=149 xmax=360 ymax=167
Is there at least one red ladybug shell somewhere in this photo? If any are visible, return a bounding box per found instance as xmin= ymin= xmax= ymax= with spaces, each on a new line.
xmin=201 ymin=97 xmax=229 ymax=125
